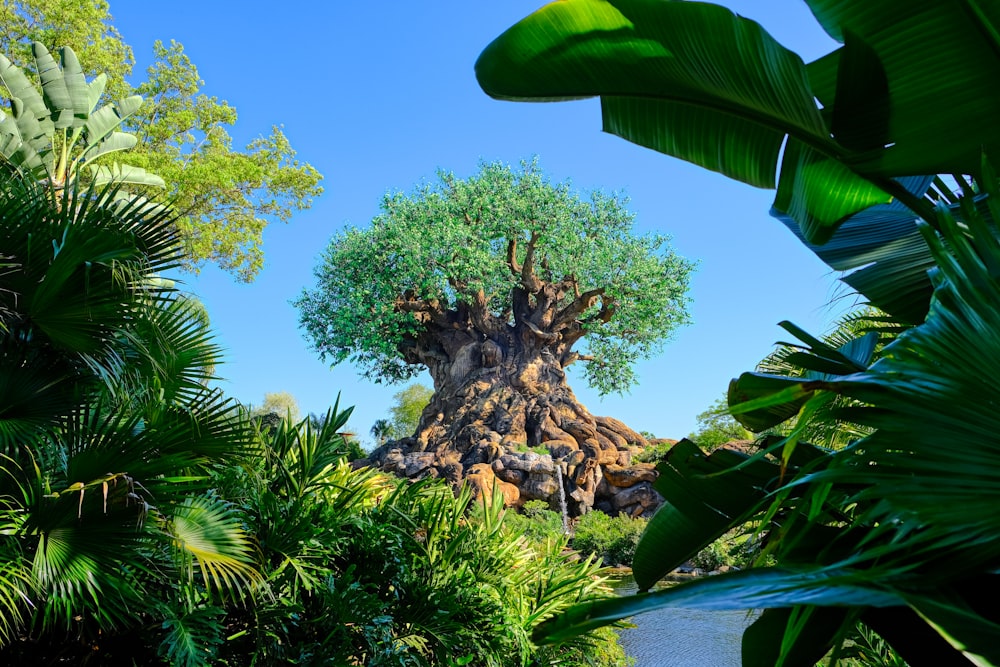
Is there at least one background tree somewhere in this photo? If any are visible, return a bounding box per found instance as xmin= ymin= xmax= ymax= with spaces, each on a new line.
xmin=0 ymin=0 xmax=322 ymax=280
xmin=386 ymin=382 xmax=433 ymax=440
xmin=252 ymin=390 xmax=302 ymax=423
xmin=297 ymin=160 xmax=693 ymax=465
xmin=686 ymin=396 xmax=751 ymax=450
xmin=370 ymin=418 xmax=392 ymax=446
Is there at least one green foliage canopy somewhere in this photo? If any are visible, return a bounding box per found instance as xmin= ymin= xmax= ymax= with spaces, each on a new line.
xmin=0 ymin=1 xmax=322 ymax=281
xmin=297 ymin=160 xmax=694 ymax=395
xmin=686 ymin=396 xmax=751 ymax=449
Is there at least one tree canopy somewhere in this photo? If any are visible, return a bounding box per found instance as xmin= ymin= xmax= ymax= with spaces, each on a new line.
xmin=297 ymin=160 xmax=694 ymax=396
xmin=0 ymin=0 xmax=322 ymax=281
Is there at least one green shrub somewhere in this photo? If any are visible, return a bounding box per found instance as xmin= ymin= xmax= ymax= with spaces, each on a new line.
xmin=633 ymin=440 xmax=673 ymax=464
xmin=690 ymin=525 xmax=769 ymax=571
xmin=571 ymin=512 xmax=647 ymax=567
xmin=503 ymin=500 xmax=565 ymax=546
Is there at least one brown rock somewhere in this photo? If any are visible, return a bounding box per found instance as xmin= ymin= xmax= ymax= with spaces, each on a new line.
xmin=495 ymin=467 xmax=526 ymax=486
xmin=611 ymin=482 xmax=661 ymax=511
xmin=498 ymin=453 xmax=555 ymax=475
xmin=520 ymin=473 xmax=560 ymax=500
xmin=562 ymin=419 xmax=598 ymax=442
xmin=546 ymin=440 xmax=578 ymax=459
xmin=594 ymin=415 xmax=648 ymax=448
xmin=466 ymin=465 xmax=520 ymax=507
xmin=602 ymin=463 xmax=658 ymax=488
xmin=596 ymin=426 xmax=629 ymax=450
xmin=403 ymin=452 xmax=437 ymax=478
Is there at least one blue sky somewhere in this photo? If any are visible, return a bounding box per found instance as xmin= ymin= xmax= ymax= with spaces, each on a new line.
xmin=111 ymin=1 xmax=847 ymax=445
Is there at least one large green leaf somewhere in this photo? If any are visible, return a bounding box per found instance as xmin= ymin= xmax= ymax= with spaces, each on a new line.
xmin=82 ymin=95 xmax=143 ymax=149
xmin=32 ymin=43 xmax=89 ymax=130
xmin=742 ymin=606 xmax=850 ymax=667
xmin=476 ymin=0 xmax=906 ymax=242
xmin=802 ymin=0 xmax=1000 ymax=177
xmin=478 ymin=0 xmax=824 ymax=180
xmin=0 ymin=52 xmax=52 ymax=146
xmin=633 ymin=440 xmax=776 ymax=588
xmin=90 ymin=162 xmax=165 ymax=188
xmin=772 ymin=175 xmax=936 ymax=324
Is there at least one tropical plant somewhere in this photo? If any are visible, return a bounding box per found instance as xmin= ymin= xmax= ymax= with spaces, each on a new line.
xmin=0 ymin=173 xmax=258 ymax=663
xmin=478 ymin=0 xmax=1000 ymax=663
xmin=370 ymin=417 xmax=393 ymax=445
xmin=0 ymin=2 xmax=323 ymax=281
xmin=217 ymin=412 xmax=631 ymax=666
xmin=0 ymin=42 xmax=164 ymax=193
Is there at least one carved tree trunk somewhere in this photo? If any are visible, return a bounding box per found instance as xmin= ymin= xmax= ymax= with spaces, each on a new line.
xmin=370 ymin=233 xmax=654 ymax=515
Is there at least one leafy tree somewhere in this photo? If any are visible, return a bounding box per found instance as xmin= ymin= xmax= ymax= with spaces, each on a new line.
xmin=252 ymin=390 xmax=301 ymax=422
xmin=298 ymin=160 xmax=692 ymax=460
xmin=387 ymin=382 xmax=433 ymax=440
xmin=479 ymin=0 xmax=1000 ymax=662
xmin=686 ymin=396 xmax=751 ymax=449
xmin=0 ymin=1 xmax=322 ymax=280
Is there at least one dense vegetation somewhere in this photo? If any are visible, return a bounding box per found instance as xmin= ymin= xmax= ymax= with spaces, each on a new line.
xmin=0 ymin=43 xmax=631 ymax=666
xmin=479 ymin=0 xmax=1000 ymax=663
xmin=0 ymin=169 xmax=632 ymax=667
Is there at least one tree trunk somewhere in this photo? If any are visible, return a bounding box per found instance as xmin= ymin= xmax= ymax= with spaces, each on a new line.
xmin=366 ymin=233 xmax=661 ymax=516
xmin=371 ymin=312 xmax=656 ymax=515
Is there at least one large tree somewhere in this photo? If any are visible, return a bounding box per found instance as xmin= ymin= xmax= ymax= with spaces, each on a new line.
xmin=298 ymin=160 xmax=693 ymax=460
xmin=0 ymin=0 xmax=322 ymax=281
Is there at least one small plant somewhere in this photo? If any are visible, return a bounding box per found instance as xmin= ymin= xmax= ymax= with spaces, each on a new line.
xmin=690 ymin=526 xmax=767 ymax=572
xmin=571 ymin=511 xmax=647 ymax=567
xmin=502 ymin=499 xmax=564 ymax=545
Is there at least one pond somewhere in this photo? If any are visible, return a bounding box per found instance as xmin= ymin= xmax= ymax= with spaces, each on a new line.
xmin=610 ymin=575 xmax=757 ymax=667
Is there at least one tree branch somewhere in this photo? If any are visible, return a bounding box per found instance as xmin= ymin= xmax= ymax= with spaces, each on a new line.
xmin=554 ymin=287 xmax=605 ymax=329
xmin=394 ymin=292 xmax=451 ymax=328
xmin=520 ymin=231 xmax=543 ymax=293
xmin=506 ymin=237 xmax=521 ymax=276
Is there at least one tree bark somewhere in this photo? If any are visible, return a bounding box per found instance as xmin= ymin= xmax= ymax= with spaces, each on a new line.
xmin=369 ymin=238 xmax=654 ymax=515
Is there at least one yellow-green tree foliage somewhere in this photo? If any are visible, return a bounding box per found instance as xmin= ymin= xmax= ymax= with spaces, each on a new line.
xmin=0 ymin=0 xmax=322 ymax=281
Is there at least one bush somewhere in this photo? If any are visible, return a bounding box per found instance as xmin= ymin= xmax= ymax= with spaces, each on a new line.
xmin=571 ymin=511 xmax=647 ymax=567
xmin=503 ymin=499 xmax=565 ymax=546
xmin=690 ymin=526 xmax=769 ymax=572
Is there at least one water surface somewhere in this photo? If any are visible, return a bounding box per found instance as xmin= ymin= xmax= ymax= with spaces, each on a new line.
xmin=611 ymin=576 xmax=756 ymax=667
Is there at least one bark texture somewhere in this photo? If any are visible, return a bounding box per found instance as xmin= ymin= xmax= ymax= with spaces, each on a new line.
xmin=366 ymin=234 xmax=662 ymax=516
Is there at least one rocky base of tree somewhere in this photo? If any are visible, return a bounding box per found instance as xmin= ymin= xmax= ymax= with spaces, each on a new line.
xmin=363 ymin=416 xmax=663 ymax=517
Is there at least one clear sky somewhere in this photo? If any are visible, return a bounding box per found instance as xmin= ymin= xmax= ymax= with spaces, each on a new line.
xmin=110 ymin=1 xmax=848 ymax=445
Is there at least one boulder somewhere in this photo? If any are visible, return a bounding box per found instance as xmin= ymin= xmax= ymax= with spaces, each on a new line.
xmin=520 ymin=473 xmax=560 ymax=500
xmin=402 ymin=452 xmax=437 ymax=478
xmin=602 ymin=463 xmax=658 ymax=488
xmin=465 ymin=463 xmax=520 ymax=507
xmin=611 ymin=482 xmax=661 ymax=511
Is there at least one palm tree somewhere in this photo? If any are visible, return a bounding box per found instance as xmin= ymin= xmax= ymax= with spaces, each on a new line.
xmin=370 ymin=418 xmax=392 ymax=445
xmin=0 ymin=173 xmax=257 ymax=663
